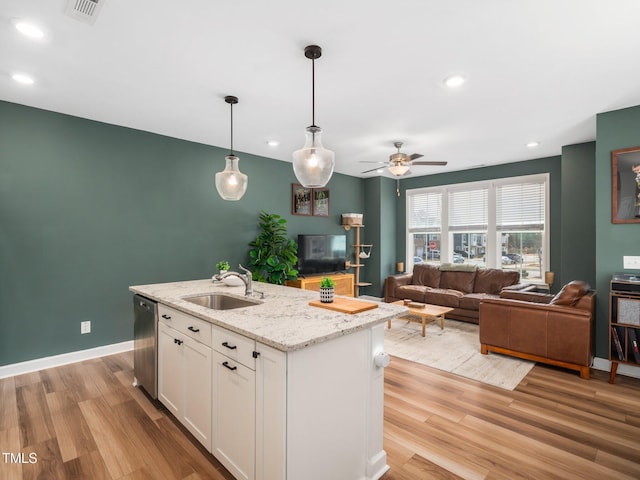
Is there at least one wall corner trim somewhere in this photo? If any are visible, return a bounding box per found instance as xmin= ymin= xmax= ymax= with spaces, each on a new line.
xmin=0 ymin=341 xmax=134 ymax=379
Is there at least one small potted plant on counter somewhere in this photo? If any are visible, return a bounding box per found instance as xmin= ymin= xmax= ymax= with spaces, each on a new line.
xmin=319 ymin=277 xmax=335 ymax=303
xmin=216 ymin=260 xmax=230 ymax=274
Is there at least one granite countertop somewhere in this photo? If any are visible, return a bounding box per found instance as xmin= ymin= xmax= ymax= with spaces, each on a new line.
xmin=129 ymin=279 xmax=407 ymax=352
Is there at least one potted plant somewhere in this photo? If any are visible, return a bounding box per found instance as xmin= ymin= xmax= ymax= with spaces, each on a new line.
xmin=216 ymin=260 xmax=230 ymax=274
xmin=319 ymin=277 xmax=335 ymax=303
xmin=248 ymin=211 xmax=298 ymax=285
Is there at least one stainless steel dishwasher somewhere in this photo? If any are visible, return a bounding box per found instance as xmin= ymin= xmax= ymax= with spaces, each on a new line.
xmin=133 ymin=294 xmax=158 ymax=398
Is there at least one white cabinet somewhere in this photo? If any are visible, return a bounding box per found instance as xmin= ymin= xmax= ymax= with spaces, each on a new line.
xmin=255 ymin=343 xmax=287 ymax=480
xmin=158 ymin=305 xmax=212 ymax=451
xmin=156 ymin=302 xmax=387 ymax=480
xmin=212 ymin=351 xmax=255 ymax=480
xmin=212 ymin=326 xmax=257 ymax=480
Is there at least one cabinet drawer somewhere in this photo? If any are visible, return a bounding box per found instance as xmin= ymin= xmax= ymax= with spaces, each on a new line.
xmin=159 ymin=305 xmax=212 ymax=347
xmin=212 ymin=325 xmax=256 ymax=370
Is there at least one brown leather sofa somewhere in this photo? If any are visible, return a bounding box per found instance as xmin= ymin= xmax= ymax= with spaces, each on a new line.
xmin=384 ymin=263 xmax=530 ymax=323
xmin=479 ymin=281 xmax=595 ymax=379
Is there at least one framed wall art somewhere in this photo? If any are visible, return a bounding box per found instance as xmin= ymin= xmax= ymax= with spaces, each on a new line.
xmin=312 ymin=188 xmax=330 ymax=216
xmin=292 ymin=183 xmax=312 ymax=216
xmin=612 ymin=146 xmax=640 ymax=224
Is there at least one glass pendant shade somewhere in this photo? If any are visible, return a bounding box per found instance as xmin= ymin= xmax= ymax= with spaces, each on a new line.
xmin=215 ymin=155 xmax=248 ymax=201
xmin=292 ymin=126 xmax=335 ymax=188
xmin=388 ymin=164 xmax=410 ymax=176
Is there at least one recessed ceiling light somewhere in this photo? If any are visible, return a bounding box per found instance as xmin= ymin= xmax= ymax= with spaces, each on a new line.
xmin=12 ymin=73 xmax=35 ymax=85
xmin=15 ymin=21 xmax=44 ymax=39
xmin=526 ymin=141 xmax=540 ymax=148
xmin=444 ymin=75 xmax=465 ymax=88
xmin=267 ymin=140 xmax=280 ymax=147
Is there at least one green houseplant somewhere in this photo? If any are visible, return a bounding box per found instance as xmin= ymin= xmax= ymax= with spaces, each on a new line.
xmin=319 ymin=277 xmax=335 ymax=303
xmin=216 ymin=260 xmax=230 ymax=273
xmin=248 ymin=211 xmax=298 ymax=285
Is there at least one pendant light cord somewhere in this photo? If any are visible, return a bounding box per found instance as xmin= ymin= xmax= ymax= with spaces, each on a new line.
xmin=229 ymin=101 xmax=234 ymax=156
xmin=311 ymin=56 xmax=316 ymax=128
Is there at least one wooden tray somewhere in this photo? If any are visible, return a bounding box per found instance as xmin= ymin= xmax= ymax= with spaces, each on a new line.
xmin=308 ymin=297 xmax=378 ymax=314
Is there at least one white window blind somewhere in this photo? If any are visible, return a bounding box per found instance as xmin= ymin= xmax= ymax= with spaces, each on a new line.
xmin=496 ymin=181 xmax=545 ymax=230
xmin=408 ymin=191 xmax=441 ymax=232
xmin=448 ymin=188 xmax=487 ymax=231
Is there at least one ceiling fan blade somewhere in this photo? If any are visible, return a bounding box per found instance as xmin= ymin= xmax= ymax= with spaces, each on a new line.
xmin=359 ymin=160 xmax=388 ymax=164
xmin=411 ymin=161 xmax=448 ymax=166
xmin=361 ymin=166 xmax=385 ymax=174
xmin=408 ymin=153 xmax=424 ymax=161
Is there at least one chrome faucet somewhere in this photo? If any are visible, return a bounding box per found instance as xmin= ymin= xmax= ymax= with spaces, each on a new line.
xmin=217 ymin=264 xmax=253 ymax=297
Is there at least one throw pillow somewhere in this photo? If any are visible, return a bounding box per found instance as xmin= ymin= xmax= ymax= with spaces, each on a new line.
xmin=549 ymin=280 xmax=591 ymax=306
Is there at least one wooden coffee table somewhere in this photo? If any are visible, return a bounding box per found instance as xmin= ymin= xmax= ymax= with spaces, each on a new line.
xmin=390 ymin=301 xmax=454 ymax=337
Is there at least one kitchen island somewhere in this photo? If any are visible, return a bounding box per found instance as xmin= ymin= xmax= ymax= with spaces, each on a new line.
xmin=130 ymin=278 xmax=406 ymax=480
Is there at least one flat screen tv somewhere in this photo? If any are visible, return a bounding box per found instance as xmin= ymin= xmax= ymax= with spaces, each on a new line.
xmin=297 ymin=234 xmax=347 ymax=275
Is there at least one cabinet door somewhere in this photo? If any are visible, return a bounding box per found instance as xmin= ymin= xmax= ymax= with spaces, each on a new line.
xmin=212 ymin=352 xmax=256 ymax=480
xmin=183 ymin=337 xmax=212 ymax=451
xmin=255 ymin=343 xmax=286 ymax=480
xmin=158 ymin=322 xmax=183 ymax=417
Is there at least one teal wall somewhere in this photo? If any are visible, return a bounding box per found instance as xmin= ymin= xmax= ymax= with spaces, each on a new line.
xmin=560 ymin=142 xmax=596 ymax=287
xmin=595 ymin=106 xmax=640 ymax=358
xmin=362 ymin=177 xmax=397 ymax=296
xmin=0 ymin=101 xmax=364 ymax=366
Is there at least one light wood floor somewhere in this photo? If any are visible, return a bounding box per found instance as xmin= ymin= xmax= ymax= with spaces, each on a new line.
xmin=1 ymin=352 xmax=639 ymax=480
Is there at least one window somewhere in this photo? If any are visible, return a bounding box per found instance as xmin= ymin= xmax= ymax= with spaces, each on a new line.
xmin=408 ymin=191 xmax=441 ymax=265
xmin=406 ymin=174 xmax=549 ymax=282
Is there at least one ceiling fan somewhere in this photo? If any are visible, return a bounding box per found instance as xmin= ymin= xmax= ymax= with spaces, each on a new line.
xmin=360 ymin=142 xmax=447 ymax=176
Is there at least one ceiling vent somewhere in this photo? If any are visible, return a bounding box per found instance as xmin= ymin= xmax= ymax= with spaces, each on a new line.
xmin=65 ymin=0 xmax=105 ymax=25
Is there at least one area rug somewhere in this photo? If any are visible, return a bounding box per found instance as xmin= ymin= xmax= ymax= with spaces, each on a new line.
xmin=384 ymin=316 xmax=534 ymax=390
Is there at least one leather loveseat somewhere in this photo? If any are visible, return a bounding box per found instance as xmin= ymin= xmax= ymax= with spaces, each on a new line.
xmin=384 ymin=263 xmax=529 ymax=323
xmin=479 ymin=280 xmax=595 ymax=379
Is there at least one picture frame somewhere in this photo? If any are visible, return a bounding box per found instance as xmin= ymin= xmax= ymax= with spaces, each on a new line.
xmin=292 ymin=183 xmax=312 ymax=216
xmin=612 ymin=146 xmax=640 ymax=224
xmin=312 ymin=188 xmax=330 ymax=216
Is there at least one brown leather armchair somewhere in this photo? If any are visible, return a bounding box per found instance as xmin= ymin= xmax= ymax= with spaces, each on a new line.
xmin=479 ymin=281 xmax=595 ymax=379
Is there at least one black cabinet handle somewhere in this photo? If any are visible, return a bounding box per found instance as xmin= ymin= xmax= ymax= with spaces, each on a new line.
xmin=174 ymin=338 xmax=183 ymax=346
xmin=188 ymin=326 xmax=200 ymax=333
xmin=222 ymin=361 xmax=237 ymax=371
xmin=222 ymin=341 xmax=237 ymax=350
xmin=252 ymin=351 xmax=260 ymax=359
xmin=162 ymin=314 xmax=171 ymax=320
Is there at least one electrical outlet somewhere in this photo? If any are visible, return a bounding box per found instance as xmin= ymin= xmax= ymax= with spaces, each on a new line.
xmin=623 ymin=256 xmax=640 ymax=269
xmin=81 ymin=321 xmax=91 ymax=334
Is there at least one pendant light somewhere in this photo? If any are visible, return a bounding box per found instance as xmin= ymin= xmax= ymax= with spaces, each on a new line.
xmin=215 ymin=95 xmax=248 ymax=201
xmin=292 ymin=45 xmax=335 ymax=188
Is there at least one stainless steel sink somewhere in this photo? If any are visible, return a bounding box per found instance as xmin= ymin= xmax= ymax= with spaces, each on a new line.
xmin=182 ymin=293 xmax=261 ymax=310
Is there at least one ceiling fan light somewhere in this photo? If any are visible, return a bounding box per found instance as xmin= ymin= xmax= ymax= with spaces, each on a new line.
xmin=215 ymin=155 xmax=248 ymax=201
xmin=293 ymin=126 xmax=335 ymax=187
xmin=388 ymin=164 xmax=410 ymax=176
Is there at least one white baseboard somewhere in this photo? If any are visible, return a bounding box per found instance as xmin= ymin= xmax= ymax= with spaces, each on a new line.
xmin=592 ymin=356 xmax=640 ymax=380
xmin=0 ymin=341 xmax=134 ymax=379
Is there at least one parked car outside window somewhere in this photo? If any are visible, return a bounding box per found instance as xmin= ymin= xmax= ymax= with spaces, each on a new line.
xmin=453 ymin=253 xmax=464 ymax=263
xmin=505 ymin=253 xmax=523 ymax=263
xmin=413 ymin=256 xmax=424 ymax=264
xmin=426 ymin=249 xmax=440 ymax=259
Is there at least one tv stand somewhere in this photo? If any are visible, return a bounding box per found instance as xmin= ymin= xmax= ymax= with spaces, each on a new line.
xmin=285 ymin=273 xmax=355 ymax=297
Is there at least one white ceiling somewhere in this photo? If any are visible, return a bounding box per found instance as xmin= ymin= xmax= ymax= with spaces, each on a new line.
xmin=3 ymin=0 xmax=640 ymax=179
